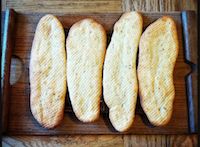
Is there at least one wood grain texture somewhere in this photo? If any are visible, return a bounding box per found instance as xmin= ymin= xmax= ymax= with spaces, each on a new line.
xmin=2 ymin=0 xmax=122 ymax=13
xmin=182 ymin=11 xmax=198 ymax=133
xmin=2 ymin=135 xmax=197 ymax=147
xmin=2 ymin=135 xmax=124 ymax=147
xmin=124 ymin=135 xmax=198 ymax=147
xmin=122 ymin=0 xmax=197 ymax=12
xmin=2 ymin=0 xmax=198 ymax=146
xmin=1 ymin=9 xmax=16 ymax=133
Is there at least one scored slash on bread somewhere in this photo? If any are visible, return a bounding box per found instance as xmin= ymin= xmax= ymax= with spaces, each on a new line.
xmin=137 ymin=16 xmax=179 ymax=126
xmin=103 ymin=12 xmax=143 ymax=132
xmin=66 ymin=19 xmax=107 ymax=122
xmin=30 ymin=15 xmax=67 ymax=128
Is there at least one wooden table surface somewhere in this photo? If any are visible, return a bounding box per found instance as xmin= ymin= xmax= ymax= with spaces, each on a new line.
xmin=2 ymin=0 xmax=198 ymax=146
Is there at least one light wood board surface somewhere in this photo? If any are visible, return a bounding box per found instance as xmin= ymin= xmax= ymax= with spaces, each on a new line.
xmin=2 ymin=135 xmax=198 ymax=147
xmin=2 ymin=0 xmax=198 ymax=146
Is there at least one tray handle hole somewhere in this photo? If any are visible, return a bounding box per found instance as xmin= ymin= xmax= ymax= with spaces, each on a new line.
xmin=10 ymin=55 xmax=23 ymax=85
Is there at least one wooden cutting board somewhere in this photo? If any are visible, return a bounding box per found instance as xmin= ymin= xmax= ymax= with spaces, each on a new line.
xmin=1 ymin=9 xmax=197 ymax=135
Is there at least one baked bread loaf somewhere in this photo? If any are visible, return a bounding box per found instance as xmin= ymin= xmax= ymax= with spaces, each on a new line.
xmin=30 ymin=15 xmax=66 ymax=128
xmin=138 ymin=16 xmax=179 ymax=126
xmin=103 ymin=12 xmax=143 ymax=132
xmin=66 ymin=19 xmax=106 ymax=122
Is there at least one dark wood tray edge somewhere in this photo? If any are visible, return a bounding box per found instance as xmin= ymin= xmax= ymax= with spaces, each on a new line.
xmin=181 ymin=10 xmax=198 ymax=133
xmin=1 ymin=8 xmax=16 ymax=133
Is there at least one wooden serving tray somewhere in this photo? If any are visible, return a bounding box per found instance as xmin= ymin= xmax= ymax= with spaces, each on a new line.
xmin=1 ymin=9 xmax=197 ymax=135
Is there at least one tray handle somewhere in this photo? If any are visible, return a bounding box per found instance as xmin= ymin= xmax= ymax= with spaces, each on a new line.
xmin=1 ymin=8 xmax=16 ymax=133
xmin=181 ymin=11 xmax=198 ymax=133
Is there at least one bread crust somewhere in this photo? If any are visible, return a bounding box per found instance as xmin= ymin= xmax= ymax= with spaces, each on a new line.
xmin=30 ymin=15 xmax=66 ymax=128
xmin=66 ymin=18 xmax=107 ymax=122
xmin=138 ymin=16 xmax=179 ymax=126
xmin=103 ymin=12 xmax=143 ymax=132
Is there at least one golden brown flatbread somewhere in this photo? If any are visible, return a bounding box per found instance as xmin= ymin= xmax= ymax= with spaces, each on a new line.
xmin=103 ymin=12 xmax=143 ymax=132
xmin=66 ymin=19 xmax=107 ymax=122
xmin=138 ymin=16 xmax=179 ymax=126
xmin=30 ymin=15 xmax=66 ymax=128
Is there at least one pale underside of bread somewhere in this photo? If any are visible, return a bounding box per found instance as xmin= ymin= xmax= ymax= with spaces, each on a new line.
xmin=66 ymin=19 xmax=106 ymax=122
xmin=138 ymin=16 xmax=179 ymax=126
xmin=30 ymin=15 xmax=66 ymax=128
xmin=103 ymin=12 xmax=143 ymax=132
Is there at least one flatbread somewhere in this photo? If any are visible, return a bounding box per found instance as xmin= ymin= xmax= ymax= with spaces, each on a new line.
xmin=30 ymin=15 xmax=66 ymax=128
xmin=138 ymin=16 xmax=179 ymax=126
xmin=66 ymin=19 xmax=106 ymax=122
xmin=103 ymin=12 xmax=143 ymax=132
